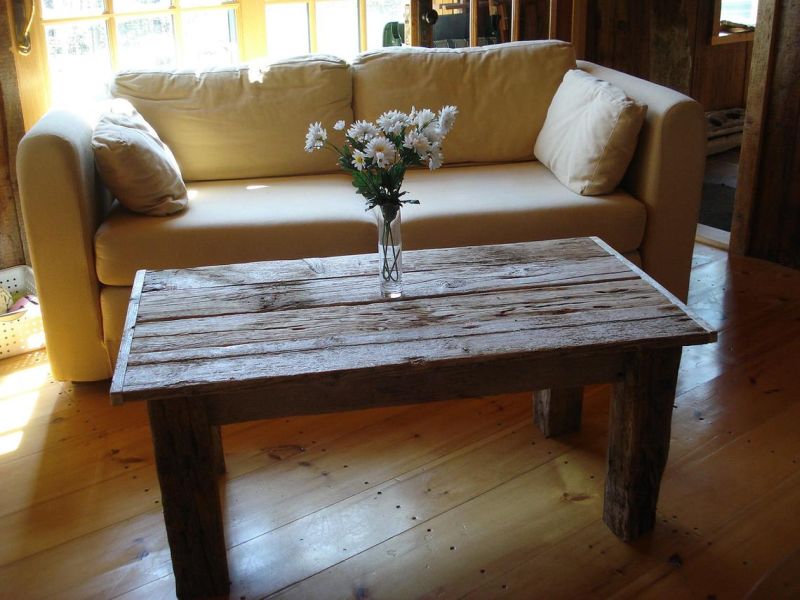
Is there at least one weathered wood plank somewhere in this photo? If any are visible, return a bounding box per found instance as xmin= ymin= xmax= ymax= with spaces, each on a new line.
xmin=533 ymin=387 xmax=583 ymax=437
xmin=135 ymin=255 xmax=637 ymax=322
xmin=127 ymin=304 xmax=688 ymax=368
xmin=147 ymin=398 xmax=229 ymax=599
xmin=603 ymin=347 xmax=682 ymax=541
xmin=141 ymin=238 xmax=607 ymax=292
xmin=110 ymin=269 xmax=147 ymax=405
xmin=131 ymin=276 xmax=660 ymax=344
xmin=129 ymin=279 xmax=681 ymax=355
xmin=592 ymin=236 xmax=715 ymax=334
xmin=203 ymin=352 xmax=625 ymax=425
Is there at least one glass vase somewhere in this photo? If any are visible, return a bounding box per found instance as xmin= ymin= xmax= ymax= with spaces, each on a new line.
xmin=377 ymin=205 xmax=403 ymax=298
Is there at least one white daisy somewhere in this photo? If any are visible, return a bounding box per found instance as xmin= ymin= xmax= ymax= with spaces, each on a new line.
xmin=304 ymin=122 xmax=327 ymax=152
xmin=377 ymin=110 xmax=407 ymax=135
xmin=423 ymin=122 xmax=443 ymax=144
xmin=415 ymin=108 xmax=437 ymax=130
xmin=403 ymin=130 xmax=431 ymax=157
xmin=347 ymin=120 xmax=379 ymax=141
xmin=365 ymin=136 xmax=397 ymax=164
xmin=352 ymin=149 xmax=367 ymax=171
xmin=438 ymin=105 xmax=458 ymax=134
xmin=333 ymin=119 xmax=346 ymax=131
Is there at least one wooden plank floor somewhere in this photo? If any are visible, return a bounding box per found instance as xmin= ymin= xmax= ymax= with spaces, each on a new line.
xmin=0 ymin=243 xmax=798 ymax=599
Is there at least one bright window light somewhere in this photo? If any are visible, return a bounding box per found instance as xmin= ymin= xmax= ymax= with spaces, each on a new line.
xmin=265 ymin=3 xmax=310 ymax=60
xmin=0 ymin=431 xmax=23 ymax=456
xmin=45 ymin=21 xmax=112 ymax=107
xmin=720 ymin=0 xmax=759 ymax=26
xmin=116 ymin=15 xmax=177 ymax=70
xmin=182 ymin=9 xmax=239 ymax=68
xmin=0 ymin=364 xmax=49 ymax=458
xmin=0 ymin=392 xmax=40 ymax=434
xmin=316 ymin=0 xmax=360 ymax=60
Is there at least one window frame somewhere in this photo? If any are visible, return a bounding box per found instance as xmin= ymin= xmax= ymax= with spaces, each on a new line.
xmin=712 ymin=0 xmax=757 ymax=45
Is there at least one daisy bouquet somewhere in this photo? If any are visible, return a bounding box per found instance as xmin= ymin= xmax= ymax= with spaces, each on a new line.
xmin=304 ymin=106 xmax=457 ymax=295
xmin=304 ymin=106 xmax=457 ymax=212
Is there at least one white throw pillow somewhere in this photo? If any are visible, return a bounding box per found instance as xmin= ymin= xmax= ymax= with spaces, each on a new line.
xmin=92 ymin=104 xmax=188 ymax=216
xmin=534 ymin=69 xmax=647 ymax=196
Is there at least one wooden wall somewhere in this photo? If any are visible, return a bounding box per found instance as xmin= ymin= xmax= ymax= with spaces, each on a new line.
xmin=581 ymin=0 xmax=752 ymax=110
xmin=689 ymin=0 xmax=753 ymax=110
xmin=0 ymin=10 xmax=27 ymax=269
xmin=519 ymin=0 xmax=551 ymax=41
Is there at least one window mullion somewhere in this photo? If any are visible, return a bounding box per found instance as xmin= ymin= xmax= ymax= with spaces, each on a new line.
xmin=307 ymin=0 xmax=317 ymax=53
xmin=358 ymin=0 xmax=366 ymax=52
xmin=172 ymin=0 xmax=185 ymax=66
xmin=233 ymin=4 xmax=244 ymax=62
xmin=106 ymin=0 xmax=119 ymax=71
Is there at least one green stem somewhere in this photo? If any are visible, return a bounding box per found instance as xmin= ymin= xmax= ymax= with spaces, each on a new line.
xmin=381 ymin=216 xmax=400 ymax=283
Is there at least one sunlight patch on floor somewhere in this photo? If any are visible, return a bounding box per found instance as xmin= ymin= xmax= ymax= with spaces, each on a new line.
xmin=0 ymin=362 xmax=51 ymax=457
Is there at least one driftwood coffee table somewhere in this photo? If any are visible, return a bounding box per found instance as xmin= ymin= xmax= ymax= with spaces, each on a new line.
xmin=111 ymin=237 xmax=715 ymax=599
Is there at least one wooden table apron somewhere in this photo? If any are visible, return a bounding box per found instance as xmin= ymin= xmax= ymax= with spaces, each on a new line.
xmin=110 ymin=238 xmax=716 ymax=599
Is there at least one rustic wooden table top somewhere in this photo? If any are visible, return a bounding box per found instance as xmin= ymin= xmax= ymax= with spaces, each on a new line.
xmin=110 ymin=237 xmax=715 ymax=405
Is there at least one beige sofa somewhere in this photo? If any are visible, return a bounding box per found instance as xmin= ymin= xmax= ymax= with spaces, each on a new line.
xmin=17 ymin=41 xmax=706 ymax=382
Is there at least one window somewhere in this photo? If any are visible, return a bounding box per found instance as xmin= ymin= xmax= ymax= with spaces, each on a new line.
xmin=39 ymin=0 xmax=240 ymax=105
xmin=712 ymin=0 xmax=758 ymax=45
xmin=720 ymin=0 xmax=759 ymax=27
xmin=21 ymin=0 xmax=408 ymax=114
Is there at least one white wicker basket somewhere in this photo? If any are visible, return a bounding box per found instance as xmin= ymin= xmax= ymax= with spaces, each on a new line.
xmin=0 ymin=266 xmax=45 ymax=358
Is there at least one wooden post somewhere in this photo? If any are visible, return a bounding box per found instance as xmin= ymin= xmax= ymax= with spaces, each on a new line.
xmin=571 ymin=0 xmax=586 ymax=58
xmin=148 ymin=398 xmax=230 ymax=599
xmin=603 ymin=348 xmax=681 ymax=541
xmin=533 ymin=387 xmax=583 ymax=437
xmin=407 ymin=0 xmax=434 ymax=47
xmin=470 ymin=0 xmax=479 ymax=46
xmin=0 ymin=5 xmax=29 ymax=268
xmin=730 ymin=0 xmax=800 ymax=269
xmin=510 ymin=0 xmax=520 ymax=41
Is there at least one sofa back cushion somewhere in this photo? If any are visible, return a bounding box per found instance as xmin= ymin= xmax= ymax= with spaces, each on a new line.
xmin=351 ymin=41 xmax=576 ymax=165
xmin=111 ymin=56 xmax=352 ymax=181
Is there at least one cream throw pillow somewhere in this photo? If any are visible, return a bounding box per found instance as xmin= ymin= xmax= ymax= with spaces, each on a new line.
xmin=92 ymin=105 xmax=188 ymax=216
xmin=534 ymin=69 xmax=647 ymax=196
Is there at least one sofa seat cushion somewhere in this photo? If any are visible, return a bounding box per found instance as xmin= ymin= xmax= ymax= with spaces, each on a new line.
xmin=399 ymin=162 xmax=646 ymax=253
xmin=94 ymin=174 xmax=376 ymax=286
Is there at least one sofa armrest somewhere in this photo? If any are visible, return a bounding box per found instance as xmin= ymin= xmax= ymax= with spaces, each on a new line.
xmin=577 ymin=61 xmax=706 ymax=301
xmin=17 ymin=110 xmax=113 ymax=381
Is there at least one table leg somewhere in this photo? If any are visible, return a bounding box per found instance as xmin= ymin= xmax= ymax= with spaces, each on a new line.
xmin=148 ymin=398 xmax=230 ymax=599
xmin=603 ymin=348 xmax=682 ymax=541
xmin=533 ymin=387 xmax=583 ymax=437
xmin=211 ymin=425 xmax=226 ymax=475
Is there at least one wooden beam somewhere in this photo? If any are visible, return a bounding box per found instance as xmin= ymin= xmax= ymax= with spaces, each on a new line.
xmin=408 ymin=0 xmax=434 ymax=47
xmin=731 ymin=0 xmax=800 ymax=268
xmin=470 ymin=0 xmax=478 ymax=46
xmin=510 ymin=0 xmax=520 ymax=41
xmin=603 ymin=348 xmax=682 ymax=541
xmin=571 ymin=0 xmax=586 ymax=58
xmin=148 ymin=397 xmax=230 ymax=599
xmin=0 ymin=6 xmax=30 ymax=267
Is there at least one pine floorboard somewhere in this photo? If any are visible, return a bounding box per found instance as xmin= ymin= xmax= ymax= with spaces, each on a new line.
xmin=0 ymin=243 xmax=799 ymax=599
